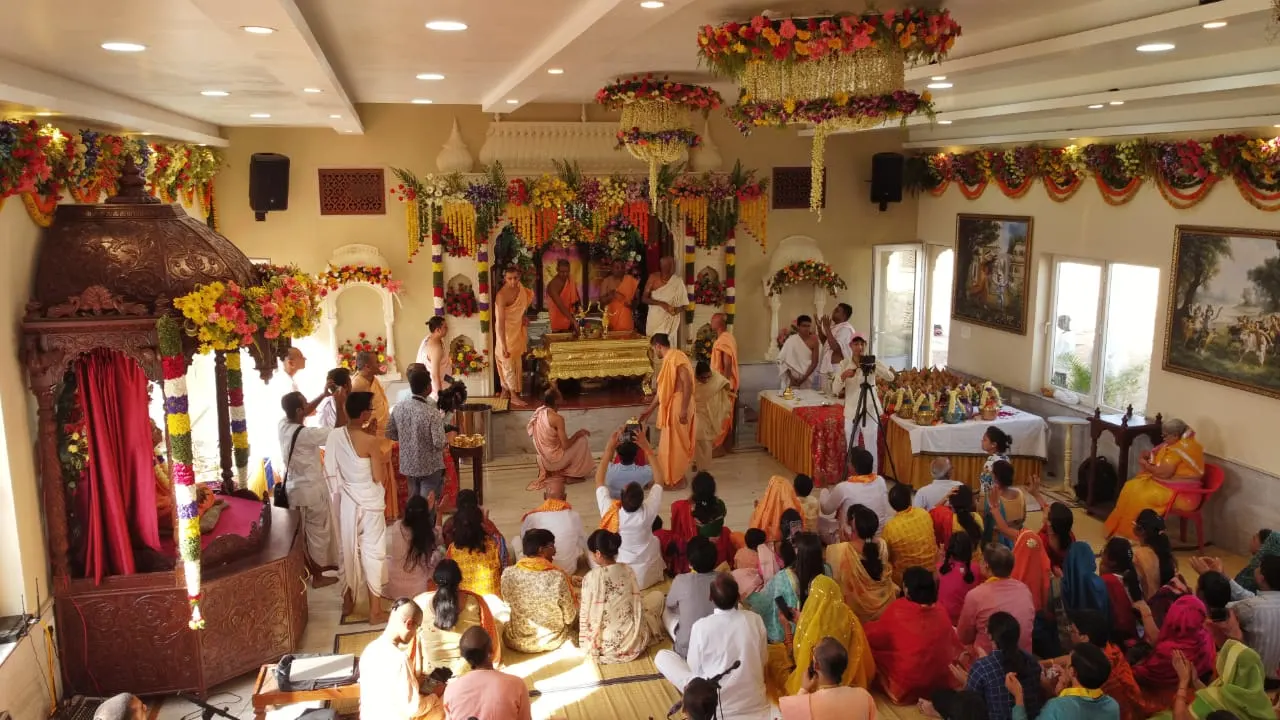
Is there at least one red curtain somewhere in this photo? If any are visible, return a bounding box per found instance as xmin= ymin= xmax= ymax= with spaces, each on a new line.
xmin=75 ymin=349 xmax=161 ymax=582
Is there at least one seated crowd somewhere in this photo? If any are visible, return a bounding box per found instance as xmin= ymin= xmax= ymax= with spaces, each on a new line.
xmin=269 ymin=360 xmax=1277 ymax=720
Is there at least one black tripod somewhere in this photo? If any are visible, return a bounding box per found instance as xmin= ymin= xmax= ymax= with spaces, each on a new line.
xmin=848 ymin=364 xmax=899 ymax=483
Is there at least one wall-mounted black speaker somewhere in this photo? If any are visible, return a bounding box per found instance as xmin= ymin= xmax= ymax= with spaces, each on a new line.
xmin=870 ymin=152 xmax=904 ymax=211
xmin=249 ymin=153 xmax=290 ymax=221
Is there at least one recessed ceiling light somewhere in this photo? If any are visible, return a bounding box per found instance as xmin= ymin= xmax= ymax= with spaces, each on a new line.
xmin=303 ymin=88 xmax=322 ymax=94
xmin=137 ymin=132 xmax=152 ymax=136
xmin=411 ymin=98 xmax=433 ymax=104
xmin=1087 ymin=104 xmax=1105 ymax=109
xmin=1109 ymin=100 xmax=1125 ymax=106
xmin=35 ymin=112 xmax=53 ymax=117
xmin=250 ymin=113 xmax=271 ymax=118
xmin=926 ymin=82 xmax=953 ymax=89
xmin=547 ymin=68 xmax=565 ymax=75
xmin=640 ymin=1 xmax=666 ymax=7
xmin=330 ymin=114 xmax=342 ymax=119
xmin=344 ymin=130 xmax=355 ymax=133
xmin=242 ymin=26 xmax=276 ymax=34
xmin=416 ymin=73 xmax=445 ymax=81
xmin=1274 ymin=124 xmax=1280 ymax=128
xmin=506 ymin=99 xmax=520 ymax=105
xmin=1202 ymin=21 xmax=1227 ymax=29
xmin=1136 ymin=42 xmax=1175 ymax=52
xmin=101 ymin=42 xmax=146 ymax=52
xmin=937 ymin=120 xmax=953 ymax=125
xmin=931 ymin=75 xmax=947 ymax=81
xmin=201 ymin=90 xmax=230 ymax=97
xmin=425 ymin=20 xmax=467 ymax=31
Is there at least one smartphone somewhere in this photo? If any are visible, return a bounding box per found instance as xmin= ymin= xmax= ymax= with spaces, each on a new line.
xmin=774 ymin=596 xmax=792 ymax=620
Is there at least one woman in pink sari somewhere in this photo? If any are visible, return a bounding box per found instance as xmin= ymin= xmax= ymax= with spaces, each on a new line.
xmin=526 ymin=392 xmax=594 ymax=491
xmin=1133 ymin=594 xmax=1217 ymax=707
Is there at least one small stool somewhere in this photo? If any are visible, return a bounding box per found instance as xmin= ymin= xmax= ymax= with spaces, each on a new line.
xmin=251 ymin=664 xmax=360 ymax=720
xmin=1047 ymin=416 xmax=1090 ymax=500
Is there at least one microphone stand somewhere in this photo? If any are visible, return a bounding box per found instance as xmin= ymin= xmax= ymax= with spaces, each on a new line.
xmin=174 ymin=693 xmax=239 ymax=720
xmin=664 ymin=660 xmax=741 ymax=720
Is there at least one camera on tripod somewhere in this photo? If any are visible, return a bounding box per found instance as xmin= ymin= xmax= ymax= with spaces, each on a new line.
xmin=859 ymin=354 xmax=877 ymax=374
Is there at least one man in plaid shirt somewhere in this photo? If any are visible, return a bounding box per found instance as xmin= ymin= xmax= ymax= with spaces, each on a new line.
xmin=387 ymin=369 xmax=446 ymax=502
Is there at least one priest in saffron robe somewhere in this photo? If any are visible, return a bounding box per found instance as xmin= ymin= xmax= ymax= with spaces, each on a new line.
xmin=526 ymin=391 xmax=595 ymax=491
xmin=693 ymin=362 xmax=732 ymax=472
xmin=351 ymin=350 xmax=399 ymax=522
xmin=325 ymin=391 xmax=389 ymax=625
xmin=599 ymin=259 xmax=638 ymax=332
xmin=644 ymin=256 xmax=689 ymax=343
xmin=639 ymin=333 xmax=695 ymax=489
xmin=494 ymin=266 xmax=534 ymax=407
xmin=546 ymin=259 xmax=580 ymax=333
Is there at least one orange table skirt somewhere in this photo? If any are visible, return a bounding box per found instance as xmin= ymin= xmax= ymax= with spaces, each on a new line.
xmin=756 ymin=395 xmax=847 ymax=486
xmin=884 ymin=418 xmax=1044 ymax=489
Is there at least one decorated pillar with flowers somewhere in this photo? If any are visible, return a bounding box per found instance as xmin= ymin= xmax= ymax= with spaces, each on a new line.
xmin=158 ymin=315 xmax=205 ymax=629
xmin=477 ymin=241 xmax=491 ymax=334
xmin=225 ymin=350 xmax=249 ymax=489
xmin=431 ymin=228 xmax=446 ymax=317
xmin=725 ymin=235 xmax=737 ymax=326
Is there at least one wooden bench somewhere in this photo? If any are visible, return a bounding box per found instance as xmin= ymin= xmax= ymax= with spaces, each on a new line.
xmin=251 ymin=663 xmax=360 ymax=720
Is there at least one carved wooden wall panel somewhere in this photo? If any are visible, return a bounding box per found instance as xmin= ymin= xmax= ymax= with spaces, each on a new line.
xmin=318 ymin=169 xmax=386 ymax=215
xmin=56 ymin=589 xmax=198 ymax=695
xmin=200 ymin=561 xmax=292 ymax=684
xmin=771 ymin=167 xmax=826 ymax=210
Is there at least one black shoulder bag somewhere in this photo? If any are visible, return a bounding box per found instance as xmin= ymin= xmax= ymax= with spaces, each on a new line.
xmin=274 ymin=425 xmax=304 ymax=509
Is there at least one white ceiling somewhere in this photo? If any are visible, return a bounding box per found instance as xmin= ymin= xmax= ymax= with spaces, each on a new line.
xmin=0 ymin=0 xmax=1277 ymax=146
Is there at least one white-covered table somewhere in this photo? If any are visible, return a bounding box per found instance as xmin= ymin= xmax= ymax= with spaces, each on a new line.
xmin=885 ymin=407 xmax=1048 ymax=488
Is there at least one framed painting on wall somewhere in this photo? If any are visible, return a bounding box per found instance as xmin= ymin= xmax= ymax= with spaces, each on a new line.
xmin=951 ymin=214 xmax=1034 ymax=335
xmin=1164 ymin=224 xmax=1280 ymax=400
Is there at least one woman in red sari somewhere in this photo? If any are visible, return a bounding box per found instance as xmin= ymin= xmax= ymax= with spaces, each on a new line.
xmin=865 ymin=567 xmax=962 ymax=704
xmin=1099 ymin=537 xmax=1142 ymax=646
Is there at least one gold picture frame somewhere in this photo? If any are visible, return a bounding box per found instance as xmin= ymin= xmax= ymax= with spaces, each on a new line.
xmin=1163 ymin=224 xmax=1280 ymax=400
xmin=951 ymin=213 xmax=1034 ymax=335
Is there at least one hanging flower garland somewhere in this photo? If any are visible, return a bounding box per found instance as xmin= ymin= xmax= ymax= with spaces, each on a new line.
xmin=684 ymin=234 xmax=696 ymax=325
xmin=225 ymin=351 xmax=250 ymax=490
xmin=431 ymin=227 xmax=446 ymax=317
xmin=158 ymin=315 xmax=204 ymax=629
xmin=320 ymin=264 xmax=403 ymax=294
xmin=477 ymin=242 xmax=491 ymax=333
xmin=172 ymin=265 xmax=323 ymax=355
xmin=767 ymin=260 xmax=848 ymax=296
xmin=55 ymin=373 xmax=89 ymax=491
xmin=594 ymin=217 xmax=645 ymax=274
xmin=445 ymin=284 xmax=479 ymax=317
xmin=724 ymin=235 xmax=737 ymax=326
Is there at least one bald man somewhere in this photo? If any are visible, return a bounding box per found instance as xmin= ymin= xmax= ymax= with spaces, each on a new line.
xmin=644 ymin=255 xmax=689 ymax=343
xmin=93 ymin=694 xmax=146 ymax=720
xmin=443 ymin=627 xmax=532 ymax=720
xmin=779 ymin=637 xmax=876 ymax=720
xmin=360 ymin=598 xmax=443 ymax=720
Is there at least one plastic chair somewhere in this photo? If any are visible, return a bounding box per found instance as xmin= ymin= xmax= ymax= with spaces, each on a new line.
xmin=1162 ymin=463 xmax=1225 ymax=553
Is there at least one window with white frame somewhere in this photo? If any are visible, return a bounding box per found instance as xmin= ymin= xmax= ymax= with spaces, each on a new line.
xmin=1046 ymin=258 xmax=1160 ymax=412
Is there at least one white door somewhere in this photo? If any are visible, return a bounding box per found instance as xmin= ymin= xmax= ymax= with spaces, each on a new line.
xmin=871 ymin=243 xmax=926 ymax=370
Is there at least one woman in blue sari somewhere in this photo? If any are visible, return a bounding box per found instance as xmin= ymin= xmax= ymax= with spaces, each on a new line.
xmin=986 ymin=460 xmax=1027 ymax=550
xmin=747 ymin=532 xmax=827 ymax=643
xmin=1062 ymin=541 xmax=1111 ymax=618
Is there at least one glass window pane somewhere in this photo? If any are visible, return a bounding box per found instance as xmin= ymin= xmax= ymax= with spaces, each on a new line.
xmin=1102 ymin=264 xmax=1160 ymax=412
xmin=1049 ymin=262 xmax=1102 ymax=395
xmin=873 ymin=246 xmax=921 ymax=371
xmin=930 ymin=250 xmax=954 ymax=368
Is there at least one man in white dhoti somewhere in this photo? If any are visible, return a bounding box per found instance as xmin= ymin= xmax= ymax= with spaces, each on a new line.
xmin=415 ymin=316 xmax=451 ymax=400
xmin=832 ymin=333 xmax=894 ymax=474
xmin=817 ymin=302 xmax=855 ymax=392
xmin=644 ymin=256 xmax=689 ymax=343
xmin=279 ymin=389 xmax=346 ymax=587
xmin=325 ymin=390 xmax=390 ymax=624
xmin=777 ymin=314 xmax=820 ymax=389
xmin=655 ymin=573 xmax=771 ymax=720
xmin=693 ymin=362 xmax=733 ymax=472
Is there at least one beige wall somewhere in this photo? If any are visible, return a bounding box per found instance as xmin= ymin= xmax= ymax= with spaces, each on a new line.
xmin=918 ymin=184 xmax=1280 ymax=474
xmin=216 ymin=104 xmax=918 ymax=365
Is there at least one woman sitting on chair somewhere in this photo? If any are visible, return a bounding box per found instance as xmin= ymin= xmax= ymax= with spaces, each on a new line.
xmin=1103 ymin=418 xmax=1205 ymax=541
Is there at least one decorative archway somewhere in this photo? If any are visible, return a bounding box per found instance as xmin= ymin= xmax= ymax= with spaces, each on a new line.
xmin=321 ymin=244 xmax=403 ymax=382
xmin=762 ymin=235 xmax=831 ymax=360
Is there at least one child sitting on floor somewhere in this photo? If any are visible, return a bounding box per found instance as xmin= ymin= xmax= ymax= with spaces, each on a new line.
xmin=794 ymin=473 xmax=821 ymax=533
xmin=732 ymin=528 xmax=767 ymax=598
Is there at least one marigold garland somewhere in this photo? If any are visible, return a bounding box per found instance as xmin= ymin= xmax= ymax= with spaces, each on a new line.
xmin=431 ymin=228 xmax=445 ymax=317
xmin=684 ymin=236 xmax=696 ymax=325
xmin=767 ymin=260 xmax=848 ymax=296
xmin=321 ymin=265 xmax=403 ymax=294
xmin=724 ymin=235 xmax=737 ymax=325
xmin=225 ymin=351 xmax=250 ymax=490
xmin=477 ymin=243 xmax=491 ymax=333
xmin=158 ymin=315 xmax=204 ymax=629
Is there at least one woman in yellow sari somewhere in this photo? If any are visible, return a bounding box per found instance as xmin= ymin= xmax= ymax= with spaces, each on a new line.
xmin=826 ymin=505 xmax=897 ymax=622
xmin=765 ymin=573 xmax=875 ymax=698
xmin=1104 ymin=418 xmax=1205 ymax=540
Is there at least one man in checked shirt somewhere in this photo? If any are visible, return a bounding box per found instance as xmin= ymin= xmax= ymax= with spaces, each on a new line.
xmin=387 ymin=368 xmax=447 ymax=503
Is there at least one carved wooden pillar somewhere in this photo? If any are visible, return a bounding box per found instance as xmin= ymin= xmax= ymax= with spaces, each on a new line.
xmin=24 ymin=341 xmax=70 ymax=580
xmin=213 ymin=350 xmax=234 ymax=492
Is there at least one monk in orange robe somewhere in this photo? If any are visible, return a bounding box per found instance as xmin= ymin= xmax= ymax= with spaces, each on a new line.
xmin=598 ymin=259 xmax=638 ymax=332
xmin=545 ymin=259 xmax=580 ymax=333
xmin=495 ymin=266 xmax=534 ymax=407
xmin=639 ymin=333 xmax=695 ymax=489
xmin=351 ymin=351 xmax=399 ymax=521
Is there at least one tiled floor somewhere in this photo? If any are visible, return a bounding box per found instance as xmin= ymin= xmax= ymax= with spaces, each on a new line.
xmin=153 ymin=448 xmax=1249 ymax=720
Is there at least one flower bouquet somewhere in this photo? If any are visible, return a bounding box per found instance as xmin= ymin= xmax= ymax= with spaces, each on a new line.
xmin=452 ymin=343 xmax=489 ymax=376
xmin=338 ymin=332 xmax=393 ymax=374
xmin=767 ymin=260 xmax=848 ymax=296
xmin=693 ymin=272 xmax=726 ymax=306
xmin=595 ymin=217 xmax=645 ymax=273
xmin=445 ymin=285 xmax=479 ymax=317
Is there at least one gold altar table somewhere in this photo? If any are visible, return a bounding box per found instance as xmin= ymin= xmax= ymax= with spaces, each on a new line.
xmin=541 ymin=332 xmax=652 ymax=382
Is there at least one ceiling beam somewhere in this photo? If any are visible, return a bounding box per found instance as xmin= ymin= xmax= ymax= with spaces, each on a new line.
xmin=901 ymin=115 xmax=1280 ymax=149
xmin=0 ymin=57 xmax=226 ymax=146
xmin=187 ymin=0 xmax=363 ymax=135
xmin=480 ymin=0 xmax=701 ymax=113
xmin=909 ymin=0 xmax=1273 ymax=80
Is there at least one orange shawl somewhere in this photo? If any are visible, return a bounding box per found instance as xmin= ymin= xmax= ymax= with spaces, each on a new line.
xmin=750 ymin=475 xmax=804 ymax=543
xmin=522 ymin=498 xmax=572 ymax=522
xmin=599 ymin=500 xmax=623 ymax=532
xmin=515 ymin=555 xmax=579 ymax=601
xmin=1011 ymin=530 xmax=1052 ymax=611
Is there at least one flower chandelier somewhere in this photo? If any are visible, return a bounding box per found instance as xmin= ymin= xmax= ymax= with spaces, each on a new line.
xmin=697 ymin=10 xmax=962 ymax=213
xmin=596 ymin=76 xmax=723 ymax=202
